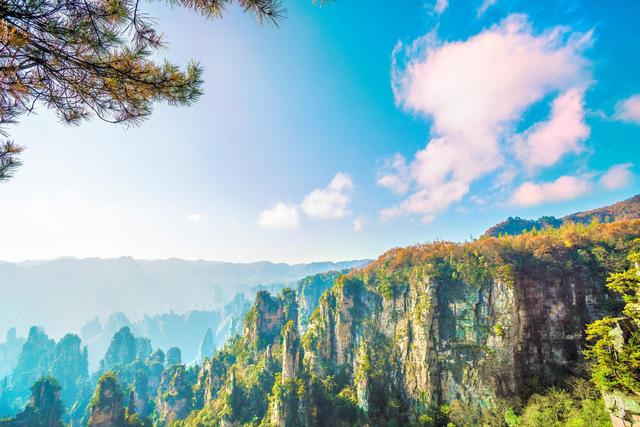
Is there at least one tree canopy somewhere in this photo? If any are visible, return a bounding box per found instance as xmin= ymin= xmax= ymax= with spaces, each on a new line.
xmin=586 ymin=244 xmax=640 ymax=396
xmin=0 ymin=0 xmax=286 ymax=180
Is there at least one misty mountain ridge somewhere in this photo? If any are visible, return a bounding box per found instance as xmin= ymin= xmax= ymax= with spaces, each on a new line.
xmin=0 ymin=257 xmax=369 ymax=340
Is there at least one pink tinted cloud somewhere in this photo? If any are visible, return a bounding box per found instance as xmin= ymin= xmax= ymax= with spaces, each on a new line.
xmin=511 ymin=175 xmax=591 ymax=207
xmin=382 ymin=14 xmax=592 ymax=220
xmin=515 ymin=88 xmax=589 ymax=171
xmin=600 ymin=163 xmax=634 ymax=190
xmin=434 ymin=0 xmax=448 ymax=14
xmin=377 ymin=154 xmax=410 ymax=195
xmin=615 ymin=94 xmax=640 ymax=124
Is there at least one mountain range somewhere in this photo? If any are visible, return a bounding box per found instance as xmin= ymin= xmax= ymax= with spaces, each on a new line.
xmin=2 ymin=195 xmax=640 ymax=426
xmin=0 ymin=257 xmax=368 ymax=340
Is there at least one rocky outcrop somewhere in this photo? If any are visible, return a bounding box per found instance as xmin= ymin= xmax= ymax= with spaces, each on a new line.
xmin=197 ymin=328 xmax=215 ymax=363
xmin=87 ymin=373 xmax=126 ymax=427
xmin=8 ymin=327 xmax=55 ymax=398
xmin=282 ymin=321 xmax=302 ymax=381
xmin=243 ymin=289 xmax=297 ymax=350
xmin=166 ymin=347 xmax=182 ymax=367
xmin=267 ymin=320 xmax=306 ymax=427
xmin=315 ymin=261 xmax=598 ymax=408
xmin=34 ymin=219 xmax=630 ymax=427
xmin=156 ymin=365 xmax=193 ymax=424
xmin=0 ymin=377 xmax=64 ymax=427
xmin=50 ymin=334 xmax=88 ymax=406
xmin=130 ymin=370 xmax=153 ymax=418
xmin=298 ymin=221 xmax=640 ymax=422
xmin=191 ymin=225 xmax=633 ymax=425
xmin=100 ymin=327 xmax=137 ymax=371
xmin=0 ymin=329 xmax=24 ymax=380
xmin=604 ymin=394 xmax=640 ymax=427
xmin=297 ymin=271 xmax=344 ymax=330
xmin=1 ymin=331 xmax=92 ymax=423
xmin=194 ymin=350 xmax=232 ymax=408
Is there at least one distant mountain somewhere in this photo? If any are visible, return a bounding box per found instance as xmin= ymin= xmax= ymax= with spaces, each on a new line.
xmin=0 ymin=257 xmax=369 ymax=340
xmin=484 ymin=194 xmax=640 ymax=237
xmin=76 ymin=270 xmax=348 ymax=372
xmin=0 ymin=328 xmax=24 ymax=379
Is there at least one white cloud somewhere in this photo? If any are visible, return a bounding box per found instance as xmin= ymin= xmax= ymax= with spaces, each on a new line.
xmin=511 ymin=175 xmax=591 ymax=207
xmin=397 ymin=176 xmax=469 ymax=220
xmin=434 ymin=0 xmax=448 ymax=14
xmin=353 ymin=217 xmax=363 ymax=232
xmin=301 ymin=172 xmax=353 ymax=220
xmin=477 ymin=0 xmax=497 ymax=16
xmin=515 ymin=88 xmax=589 ymax=171
xmin=614 ymin=94 xmax=640 ymax=124
xmin=377 ymin=154 xmax=410 ymax=194
xmin=384 ymin=14 xmax=592 ymax=220
xmin=470 ymin=195 xmax=487 ymax=205
xmin=600 ymin=163 xmax=634 ymax=190
xmin=259 ymin=173 xmax=354 ymax=230
xmin=186 ymin=213 xmax=204 ymax=223
xmin=258 ymin=202 xmax=300 ymax=230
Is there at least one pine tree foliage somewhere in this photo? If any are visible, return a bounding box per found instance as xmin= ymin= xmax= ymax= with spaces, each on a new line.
xmin=0 ymin=141 xmax=21 ymax=181
xmin=0 ymin=0 xmax=287 ymax=180
xmin=586 ymin=243 xmax=640 ymax=396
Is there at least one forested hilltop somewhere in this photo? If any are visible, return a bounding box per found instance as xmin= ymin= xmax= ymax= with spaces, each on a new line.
xmin=484 ymin=194 xmax=640 ymax=237
xmin=2 ymin=197 xmax=640 ymax=426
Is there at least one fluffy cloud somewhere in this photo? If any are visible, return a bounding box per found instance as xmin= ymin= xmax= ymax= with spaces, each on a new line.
xmin=382 ymin=14 xmax=591 ymax=220
xmin=511 ymin=175 xmax=591 ymax=207
xmin=614 ymin=94 xmax=640 ymax=124
xmin=258 ymin=202 xmax=300 ymax=230
xmin=353 ymin=217 xmax=363 ymax=232
xmin=259 ymin=173 xmax=353 ymax=229
xmin=509 ymin=163 xmax=632 ymax=207
xmin=434 ymin=0 xmax=448 ymax=14
xmin=302 ymin=173 xmax=353 ymax=220
xmin=515 ymin=88 xmax=589 ymax=171
xmin=600 ymin=163 xmax=634 ymax=190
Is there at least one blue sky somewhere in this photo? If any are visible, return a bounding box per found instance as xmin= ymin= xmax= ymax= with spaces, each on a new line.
xmin=1 ymin=0 xmax=639 ymax=263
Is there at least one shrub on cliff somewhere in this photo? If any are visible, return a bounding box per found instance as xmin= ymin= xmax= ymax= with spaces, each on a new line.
xmin=586 ymin=245 xmax=640 ymax=396
xmin=514 ymin=379 xmax=610 ymax=427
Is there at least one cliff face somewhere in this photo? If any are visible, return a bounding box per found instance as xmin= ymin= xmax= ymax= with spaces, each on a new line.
xmin=243 ymin=289 xmax=297 ymax=351
xmin=99 ymin=327 xmax=137 ymax=371
xmin=296 ymin=271 xmax=346 ymax=331
xmin=306 ymin=247 xmax=610 ymax=410
xmin=9 ymin=327 xmax=55 ymax=394
xmin=0 ymin=377 xmax=64 ymax=427
xmin=1 ymin=331 xmax=90 ymax=423
xmin=5 ymin=215 xmax=636 ymax=426
xmin=186 ymin=220 xmax=640 ymax=426
xmin=51 ymin=334 xmax=88 ymax=406
xmin=87 ymin=374 xmax=126 ymax=427
xmin=157 ymin=365 xmax=193 ymax=424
